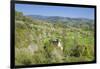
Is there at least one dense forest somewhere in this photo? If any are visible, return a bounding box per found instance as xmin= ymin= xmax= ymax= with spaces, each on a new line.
xmin=15 ymin=11 xmax=94 ymax=65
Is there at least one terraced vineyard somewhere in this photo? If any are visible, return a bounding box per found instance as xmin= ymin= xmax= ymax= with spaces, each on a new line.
xmin=15 ymin=11 xmax=94 ymax=65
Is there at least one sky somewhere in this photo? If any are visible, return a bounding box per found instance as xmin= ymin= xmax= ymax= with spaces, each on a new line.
xmin=15 ymin=4 xmax=95 ymax=19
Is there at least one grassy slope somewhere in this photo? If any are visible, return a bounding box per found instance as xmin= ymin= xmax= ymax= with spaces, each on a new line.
xmin=15 ymin=11 xmax=94 ymax=65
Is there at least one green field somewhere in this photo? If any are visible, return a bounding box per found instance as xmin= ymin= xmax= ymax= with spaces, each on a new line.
xmin=15 ymin=11 xmax=95 ymax=65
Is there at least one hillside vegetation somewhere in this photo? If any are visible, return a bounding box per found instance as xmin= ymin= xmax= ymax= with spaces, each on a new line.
xmin=15 ymin=11 xmax=94 ymax=65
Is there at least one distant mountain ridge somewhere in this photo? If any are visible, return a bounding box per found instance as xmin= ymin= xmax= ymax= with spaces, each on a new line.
xmin=26 ymin=15 xmax=94 ymax=23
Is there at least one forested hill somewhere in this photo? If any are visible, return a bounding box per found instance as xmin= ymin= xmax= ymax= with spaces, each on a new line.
xmin=27 ymin=15 xmax=94 ymax=31
xmin=27 ymin=15 xmax=94 ymax=23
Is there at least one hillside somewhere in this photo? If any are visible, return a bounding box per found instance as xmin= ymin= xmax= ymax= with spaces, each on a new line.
xmin=28 ymin=15 xmax=94 ymax=30
xmin=15 ymin=11 xmax=94 ymax=65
